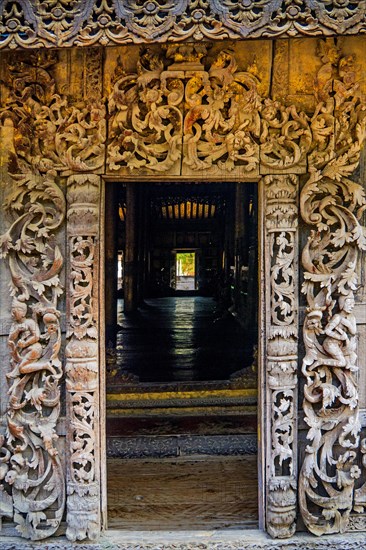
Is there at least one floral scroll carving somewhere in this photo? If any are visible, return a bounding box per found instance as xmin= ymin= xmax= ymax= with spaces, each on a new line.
xmin=108 ymin=48 xmax=184 ymax=174
xmin=0 ymin=1 xmax=365 ymax=49
xmin=263 ymin=174 xmax=299 ymax=538
xmin=299 ymin=40 xmax=366 ymax=536
xmin=108 ymin=45 xmax=314 ymax=177
xmin=1 ymin=30 xmax=366 ymax=544
xmin=1 ymin=51 xmax=105 ymax=175
xmin=65 ymin=174 xmax=101 ymax=541
xmin=0 ymin=171 xmax=66 ymax=539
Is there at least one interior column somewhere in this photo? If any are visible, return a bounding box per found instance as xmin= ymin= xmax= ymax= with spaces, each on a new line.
xmin=125 ymin=182 xmax=138 ymax=312
xmin=105 ymin=183 xmax=118 ymax=344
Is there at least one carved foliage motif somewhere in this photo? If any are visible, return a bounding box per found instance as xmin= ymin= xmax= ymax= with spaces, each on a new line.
xmin=0 ymin=51 xmax=105 ymax=175
xmin=108 ymin=45 xmax=314 ymax=177
xmin=108 ymin=48 xmax=184 ymax=174
xmin=264 ymin=174 xmax=299 ymax=538
xmin=0 ymin=171 xmax=66 ymax=539
xmin=65 ymin=174 xmax=101 ymax=542
xmin=0 ymin=50 xmax=103 ymax=541
xmin=0 ymin=1 xmax=366 ymax=49
xmin=299 ymin=40 xmax=366 ymax=536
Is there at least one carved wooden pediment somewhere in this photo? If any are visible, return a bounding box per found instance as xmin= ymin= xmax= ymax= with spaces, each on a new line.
xmin=108 ymin=44 xmax=313 ymax=177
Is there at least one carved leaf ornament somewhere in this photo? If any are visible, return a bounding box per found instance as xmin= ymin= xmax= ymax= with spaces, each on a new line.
xmin=299 ymin=40 xmax=366 ymax=536
xmin=0 ymin=1 xmax=366 ymax=49
xmin=108 ymin=45 xmax=313 ymax=176
xmin=0 ymin=169 xmax=66 ymax=539
xmin=0 ymin=38 xmax=366 ymax=541
xmin=264 ymin=173 xmax=299 ymax=538
xmin=0 ymin=51 xmax=106 ymax=175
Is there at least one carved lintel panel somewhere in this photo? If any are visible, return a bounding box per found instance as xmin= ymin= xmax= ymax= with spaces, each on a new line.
xmin=0 ymin=2 xmax=365 ymax=50
xmin=65 ymin=174 xmax=101 ymax=542
xmin=299 ymin=40 xmax=366 ymax=536
xmin=107 ymin=47 xmax=184 ymax=175
xmin=108 ymin=45 xmax=313 ymax=178
xmin=263 ymin=174 xmax=299 ymax=538
xmin=0 ymin=171 xmax=66 ymax=540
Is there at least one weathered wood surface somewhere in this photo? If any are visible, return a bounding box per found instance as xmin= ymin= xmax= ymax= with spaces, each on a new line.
xmin=1 ymin=2 xmax=366 ymax=50
xmin=107 ymin=456 xmax=258 ymax=530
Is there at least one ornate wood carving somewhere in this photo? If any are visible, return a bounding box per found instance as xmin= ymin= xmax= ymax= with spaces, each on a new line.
xmin=1 ymin=35 xmax=366 ymax=542
xmin=263 ymin=174 xmax=298 ymax=538
xmin=108 ymin=47 xmax=184 ymax=175
xmin=0 ymin=171 xmax=66 ymax=539
xmin=299 ymin=40 xmax=366 ymax=536
xmin=0 ymin=1 xmax=365 ymax=50
xmin=0 ymin=51 xmax=106 ymax=175
xmin=108 ymin=45 xmax=312 ymax=177
xmin=65 ymin=174 xmax=101 ymax=542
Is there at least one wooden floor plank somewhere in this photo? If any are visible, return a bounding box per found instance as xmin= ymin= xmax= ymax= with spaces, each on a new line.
xmin=107 ymin=456 xmax=258 ymax=530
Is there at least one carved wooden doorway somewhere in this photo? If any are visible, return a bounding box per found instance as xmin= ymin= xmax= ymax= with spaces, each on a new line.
xmin=103 ymin=179 xmax=260 ymax=529
xmin=2 ymin=37 xmax=365 ymax=544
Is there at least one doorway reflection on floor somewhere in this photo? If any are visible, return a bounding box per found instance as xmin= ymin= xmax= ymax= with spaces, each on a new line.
xmin=107 ymin=296 xmax=256 ymax=387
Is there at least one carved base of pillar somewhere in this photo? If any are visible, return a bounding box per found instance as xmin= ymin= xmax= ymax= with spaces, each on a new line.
xmin=66 ymin=483 xmax=99 ymax=542
xmin=267 ymin=479 xmax=297 ymax=539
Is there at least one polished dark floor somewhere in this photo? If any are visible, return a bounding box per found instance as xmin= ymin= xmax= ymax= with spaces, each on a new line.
xmin=110 ymin=296 xmax=255 ymax=384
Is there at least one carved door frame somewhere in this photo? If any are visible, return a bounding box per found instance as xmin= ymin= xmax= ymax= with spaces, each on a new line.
xmin=95 ymin=173 xmax=300 ymax=539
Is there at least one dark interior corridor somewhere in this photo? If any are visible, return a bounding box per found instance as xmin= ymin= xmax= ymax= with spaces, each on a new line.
xmin=105 ymin=180 xmax=258 ymax=391
xmin=107 ymin=296 xmax=256 ymax=388
xmin=105 ymin=181 xmax=259 ymax=528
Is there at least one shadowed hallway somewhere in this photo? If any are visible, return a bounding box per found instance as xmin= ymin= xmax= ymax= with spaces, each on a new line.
xmin=107 ymin=296 xmax=256 ymax=388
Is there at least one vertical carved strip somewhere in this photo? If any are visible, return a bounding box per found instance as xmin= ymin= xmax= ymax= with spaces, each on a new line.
xmin=263 ymin=174 xmax=299 ymax=538
xmin=65 ymin=174 xmax=101 ymax=541
xmin=299 ymin=173 xmax=364 ymax=535
xmin=0 ymin=172 xmax=66 ymax=540
xmin=298 ymin=39 xmax=366 ymax=536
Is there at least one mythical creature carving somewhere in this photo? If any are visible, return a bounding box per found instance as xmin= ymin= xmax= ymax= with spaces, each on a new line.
xmin=299 ymin=39 xmax=366 ymax=536
xmin=65 ymin=174 xmax=101 ymax=541
xmin=0 ymin=1 xmax=366 ymax=49
xmin=0 ymin=51 xmax=105 ymax=174
xmin=0 ymin=170 xmax=66 ymax=540
xmin=263 ymin=174 xmax=299 ymax=538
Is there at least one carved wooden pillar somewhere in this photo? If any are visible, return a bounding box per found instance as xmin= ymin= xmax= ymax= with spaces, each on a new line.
xmin=262 ymin=174 xmax=299 ymax=538
xmin=0 ymin=171 xmax=66 ymax=541
xmin=65 ymin=174 xmax=102 ymax=541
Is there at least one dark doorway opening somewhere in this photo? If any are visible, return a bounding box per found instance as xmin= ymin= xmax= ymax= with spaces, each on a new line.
xmin=105 ymin=181 xmax=258 ymax=388
xmin=105 ymin=181 xmax=259 ymax=530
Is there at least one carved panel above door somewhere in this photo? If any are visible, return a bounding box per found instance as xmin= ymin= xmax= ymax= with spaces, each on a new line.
xmin=107 ymin=44 xmax=313 ymax=178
